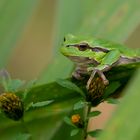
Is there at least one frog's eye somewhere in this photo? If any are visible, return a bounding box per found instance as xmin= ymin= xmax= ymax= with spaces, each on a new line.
xmin=78 ymin=44 xmax=88 ymax=51
xmin=63 ymin=37 xmax=66 ymax=42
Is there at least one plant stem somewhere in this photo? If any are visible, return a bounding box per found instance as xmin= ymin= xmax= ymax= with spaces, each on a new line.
xmin=21 ymin=117 xmax=29 ymax=133
xmin=20 ymin=117 xmax=32 ymax=140
xmin=84 ymin=102 xmax=92 ymax=139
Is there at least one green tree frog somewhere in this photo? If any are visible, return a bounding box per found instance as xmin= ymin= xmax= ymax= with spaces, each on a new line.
xmin=60 ymin=34 xmax=140 ymax=90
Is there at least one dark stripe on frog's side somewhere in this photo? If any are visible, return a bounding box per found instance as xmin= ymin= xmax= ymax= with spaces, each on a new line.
xmin=66 ymin=43 xmax=109 ymax=53
xmin=92 ymin=47 xmax=109 ymax=53
xmin=113 ymin=56 xmax=140 ymax=67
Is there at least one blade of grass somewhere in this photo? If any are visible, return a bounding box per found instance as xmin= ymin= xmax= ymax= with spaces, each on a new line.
xmin=38 ymin=0 xmax=86 ymax=83
xmin=0 ymin=0 xmax=38 ymax=68
xmin=79 ymin=0 xmax=140 ymax=42
xmin=98 ymin=69 xmax=140 ymax=140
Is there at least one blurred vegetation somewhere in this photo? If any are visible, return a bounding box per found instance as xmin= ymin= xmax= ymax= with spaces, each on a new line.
xmin=0 ymin=0 xmax=139 ymax=140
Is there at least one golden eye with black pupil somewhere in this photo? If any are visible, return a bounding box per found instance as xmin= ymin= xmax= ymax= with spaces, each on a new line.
xmin=78 ymin=44 xmax=88 ymax=51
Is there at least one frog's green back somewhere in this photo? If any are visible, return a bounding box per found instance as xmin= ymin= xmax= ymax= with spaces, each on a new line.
xmin=89 ymin=38 xmax=139 ymax=58
xmin=64 ymin=34 xmax=140 ymax=58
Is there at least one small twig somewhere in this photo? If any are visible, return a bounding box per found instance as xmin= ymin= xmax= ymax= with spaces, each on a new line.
xmin=84 ymin=102 xmax=92 ymax=139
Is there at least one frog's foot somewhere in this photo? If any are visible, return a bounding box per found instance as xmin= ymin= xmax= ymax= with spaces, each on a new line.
xmin=72 ymin=70 xmax=84 ymax=80
xmin=86 ymin=69 xmax=109 ymax=90
xmin=72 ymin=66 xmax=88 ymax=80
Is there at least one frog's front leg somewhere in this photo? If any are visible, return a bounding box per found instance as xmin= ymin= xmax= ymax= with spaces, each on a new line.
xmin=86 ymin=65 xmax=111 ymax=89
xmin=72 ymin=65 xmax=88 ymax=80
xmin=86 ymin=49 xmax=121 ymax=90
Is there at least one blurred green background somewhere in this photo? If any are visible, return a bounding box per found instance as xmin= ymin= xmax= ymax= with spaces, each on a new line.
xmin=5 ymin=0 xmax=140 ymax=80
xmin=0 ymin=0 xmax=140 ymax=140
xmin=6 ymin=0 xmax=54 ymax=80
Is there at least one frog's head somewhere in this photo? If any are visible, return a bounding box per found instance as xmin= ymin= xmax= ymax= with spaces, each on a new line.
xmin=60 ymin=34 xmax=95 ymax=58
xmin=60 ymin=34 xmax=106 ymax=63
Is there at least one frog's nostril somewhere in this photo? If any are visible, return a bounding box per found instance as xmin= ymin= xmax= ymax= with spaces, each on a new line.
xmin=66 ymin=44 xmax=75 ymax=47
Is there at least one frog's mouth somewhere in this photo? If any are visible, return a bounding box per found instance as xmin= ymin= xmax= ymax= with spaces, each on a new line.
xmin=68 ymin=56 xmax=99 ymax=66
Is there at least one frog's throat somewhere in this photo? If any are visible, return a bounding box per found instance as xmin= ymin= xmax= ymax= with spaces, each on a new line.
xmin=68 ymin=56 xmax=99 ymax=66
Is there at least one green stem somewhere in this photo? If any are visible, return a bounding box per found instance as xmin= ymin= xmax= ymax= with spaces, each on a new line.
xmin=20 ymin=117 xmax=32 ymax=140
xmin=84 ymin=102 xmax=92 ymax=139
xmin=20 ymin=117 xmax=29 ymax=133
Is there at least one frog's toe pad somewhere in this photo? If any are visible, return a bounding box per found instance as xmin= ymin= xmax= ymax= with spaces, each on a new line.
xmin=103 ymin=79 xmax=109 ymax=86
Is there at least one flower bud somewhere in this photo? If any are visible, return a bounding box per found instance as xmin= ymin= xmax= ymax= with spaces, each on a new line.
xmin=0 ymin=93 xmax=24 ymax=121
xmin=87 ymin=77 xmax=106 ymax=106
xmin=71 ymin=114 xmax=84 ymax=128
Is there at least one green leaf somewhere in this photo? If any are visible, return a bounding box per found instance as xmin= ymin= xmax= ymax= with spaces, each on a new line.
xmin=70 ymin=129 xmax=80 ymax=136
xmin=88 ymin=129 xmax=102 ymax=138
xmin=56 ymin=79 xmax=85 ymax=98
xmin=7 ymin=79 xmax=25 ymax=92
xmin=73 ymin=100 xmax=85 ymax=110
xmin=64 ymin=116 xmax=76 ymax=128
xmin=88 ymin=111 xmax=101 ymax=118
xmin=50 ymin=119 xmax=83 ymax=140
xmin=0 ymin=76 xmax=25 ymax=92
xmin=103 ymin=82 xmax=121 ymax=98
xmin=14 ymin=133 xmax=31 ymax=140
xmin=0 ymin=0 xmax=38 ymax=68
xmin=106 ymin=98 xmax=120 ymax=104
xmin=26 ymin=100 xmax=54 ymax=111
xmin=24 ymin=79 xmax=37 ymax=90
xmin=98 ymin=69 xmax=140 ymax=140
xmin=21 ymin=79 xmax=37 ymax=101
xmin=31 ymin=100 xmax=54 ymax=108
